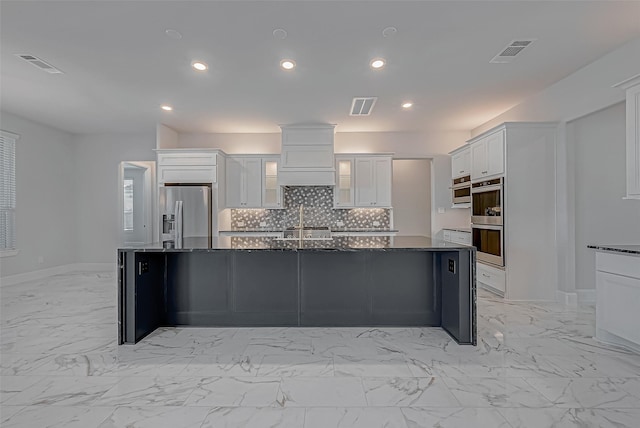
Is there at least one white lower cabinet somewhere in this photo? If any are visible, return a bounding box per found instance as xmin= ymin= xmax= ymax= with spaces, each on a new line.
xmin=442 ymin=229 xmax=471 ymax=246
xmin=477 ymin=262 xmax=506 ymax=296
xmin=595 ymin=251 xmax=640 ymax=353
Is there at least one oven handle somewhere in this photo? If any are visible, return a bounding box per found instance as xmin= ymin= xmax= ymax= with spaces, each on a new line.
xmin=451 ymin=182 xmax=471 ymax=190
xmin=471 ymin=224 xmax=503 ymax=231
xmin=471 ymin=184 xmax=502 ymax=194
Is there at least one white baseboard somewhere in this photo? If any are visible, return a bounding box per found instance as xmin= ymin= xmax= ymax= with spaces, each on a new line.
xmin=0 ymin=263 xmax=117 ymax=287
xmin=577 ymin=289 xmax=596 ymax=303
xmin=556 ymin=290 xmax=578 ymax=307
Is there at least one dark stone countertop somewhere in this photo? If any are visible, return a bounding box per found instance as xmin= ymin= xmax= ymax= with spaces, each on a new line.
xmin=119 ymin=236 xmax=474 ymax=252
xmin=588 ymin=244 xmax=640 ymax=255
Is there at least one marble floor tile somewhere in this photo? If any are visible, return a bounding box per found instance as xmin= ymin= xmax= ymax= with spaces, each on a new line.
xmin=0 ymin=405 xmax=24 ymax=424
xmin=0 ymin=375 xmax=43 ymax=403
xmin=442 ymin=376 xmax=552 ymax=408
xmin=401 ymin=407 xmax=511 ymax=428
xmin=311 ymin=337 xmax=384 ymax=358
xmin=277 ymin=377 xmax=367 ymax=407
xmin=4 ymin=376 xmax=119 ymax=406
xmin=362 ymin=377 xmax=460 ymax=407
xmin=184 ymin=377 xmax=281 ymax=407
xmin=305 ymin=407 xmax=407 ymax=428
xmin=1 ymin=335 xmax=115 ymax=355
xmin=3 ymin=270 xmax=640 ymax=427
xmin=94 ymin=376 xmax=202 ymax=407
xmin=244 ymin=338 xmax=313 ymax=357
xmin=333 ymin=355 xmax=413 ymax=378
xmin=201 ymin=407 xmax=306 ymax=428
xmin=499 ymin=407 xmax=640 ymax=428
xmin=258 ymin=354 xmax=334 ymax=377
xmin=98 ymin=406 xmax=211 ymax=428
xmin=524 ymin=377 xmax=640 ymax=408
xmin=1 ymin=405 xmax=115 ymax=428
xmin=180 ymin=354 xmax=261 ymax=377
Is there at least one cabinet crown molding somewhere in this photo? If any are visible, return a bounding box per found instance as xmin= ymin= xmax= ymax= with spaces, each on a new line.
xmin=613 ymin=73 xmax=640 ymax=90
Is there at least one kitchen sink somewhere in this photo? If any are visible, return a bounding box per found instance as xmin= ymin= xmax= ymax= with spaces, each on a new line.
xmin=282 ymin=226 xmax=332 ymax=240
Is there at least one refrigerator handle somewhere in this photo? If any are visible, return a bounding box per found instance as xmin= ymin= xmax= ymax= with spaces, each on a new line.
xmin=174 ymin=200 xmax=183 ymax=248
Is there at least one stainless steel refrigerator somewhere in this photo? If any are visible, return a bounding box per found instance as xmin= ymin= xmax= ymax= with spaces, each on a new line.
xmin=159 ymin=185 xmax=212 ymax=248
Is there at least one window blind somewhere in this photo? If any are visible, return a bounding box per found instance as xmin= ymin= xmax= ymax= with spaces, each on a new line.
xmin=0 ymin=131 xmax=17 ymax=250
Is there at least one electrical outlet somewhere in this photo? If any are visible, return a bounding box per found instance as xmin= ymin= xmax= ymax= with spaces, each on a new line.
xmin=259 ymin=221 xmax=267 ymax=227
xmin=438 ymin=207 xmax=446 ymax=214
xmin=138 ymin=261 xmax=149 ymax=275
xmin=336 ymin=221 xmax=344 ymax=227
xmin=373 ymin=221 xmax=380 ymax=227
xmin=448 ymin=259 xmax=456 ymax=273
xmin=237 ymin=221 xmax=245 ymax=227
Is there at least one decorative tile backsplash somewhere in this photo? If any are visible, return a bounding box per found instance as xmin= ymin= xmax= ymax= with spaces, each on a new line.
xmin=230 ymin=186 xmax=390 ymax=230
xmin=230 ymin=236 xmax=391 ymax=249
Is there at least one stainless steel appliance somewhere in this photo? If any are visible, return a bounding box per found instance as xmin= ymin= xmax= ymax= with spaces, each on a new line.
xmin=471 ymin=178 xmax=503 ymax=225
xmin=472 ymin=224 xmax=504 ymax=266
xmin=160 ymin=184 xmax=212 ymax=248
xmin=452 ymin=175 xmax=471 ymax=205
xmin=472 ymin=177 xmax=504 ymax=266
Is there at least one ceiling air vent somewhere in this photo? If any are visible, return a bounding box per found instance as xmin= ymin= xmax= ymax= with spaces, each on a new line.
xmin=490 ymin=39 xmax=536 ymax=64
xmin=350 ymin=97 xmax=377 ymax=116
xmin=15 ymin=54 xmax=63 ymax=74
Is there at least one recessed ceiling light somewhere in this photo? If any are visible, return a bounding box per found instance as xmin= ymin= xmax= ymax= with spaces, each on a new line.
xmin=273 ymin=28 xmax=288 ymax=40
xmin=280 ymin=59 xmax=296 ymax=70
xmin=192 ymin=61 xmax=208 ymax=71
xmin=402 ymin=102 xmax=413 ymax=109
xmin=160 ymin=105 xmax=173 ymax=112
xmin=370 ymin=58 xmax=385 ymax=70
xmin=165 ymin=29 xmax=182 ymax=40
xmin=382 ymin=26 xmax=397 ymax=38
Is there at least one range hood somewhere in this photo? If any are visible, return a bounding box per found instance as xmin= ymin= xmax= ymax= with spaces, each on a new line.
xmin=278 ymin=124 xmax=336 ymax=186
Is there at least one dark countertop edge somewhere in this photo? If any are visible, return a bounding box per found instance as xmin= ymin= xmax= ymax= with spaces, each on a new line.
xmin=119 ymin=246 xmax=475 ymax=253
xmin=588 ymin=245 xmax=640 ymax=255
xmin=443 ymin=228 xmax=472 ymax=233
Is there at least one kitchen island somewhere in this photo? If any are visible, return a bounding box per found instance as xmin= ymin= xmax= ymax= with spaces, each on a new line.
xmin=118 ymin=236 xmax=476 ymax=346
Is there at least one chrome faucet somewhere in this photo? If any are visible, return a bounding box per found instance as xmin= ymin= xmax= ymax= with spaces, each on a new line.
xmin=298 ymin=204 xmax=304 ymax=246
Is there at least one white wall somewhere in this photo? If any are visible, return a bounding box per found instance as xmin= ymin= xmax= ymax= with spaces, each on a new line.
xmin=73 ymin=133 xmax=155 ymax=263
xmin=472 ymin=37 xmax=640 ymax=137
xmin=571 ymin=103 xmax=640 ymax=292
xmin=0 ymin=112 xmax=77 ymax=277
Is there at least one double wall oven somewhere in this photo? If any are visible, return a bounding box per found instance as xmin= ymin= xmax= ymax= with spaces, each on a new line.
xmin=471 ymin=177 xmax=504 ymax=267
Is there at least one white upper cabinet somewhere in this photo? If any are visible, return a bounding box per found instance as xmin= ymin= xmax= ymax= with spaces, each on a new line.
xmin=334 ymin=156 xmax=355 ymax=207
xmin=156 ymin=149 xmax=218 ymax=185
xmin=450 ymin=146 xmax=471 ymax=179
xmin=354 ymin=156 xmax=392 ymax=207
xmin=471 ymin=129 xmax=505 ymax=180
xmin=262 ymin=157 xmax=282 ymax=208
xmin=614 ymin=74 xmax=640 ymax=199
xmin=226 ymin=156 xmax=262 ymax=208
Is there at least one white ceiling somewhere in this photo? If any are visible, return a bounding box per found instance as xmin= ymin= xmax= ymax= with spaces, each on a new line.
xmin=1 ymin=1 xmax=639 ymax=135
